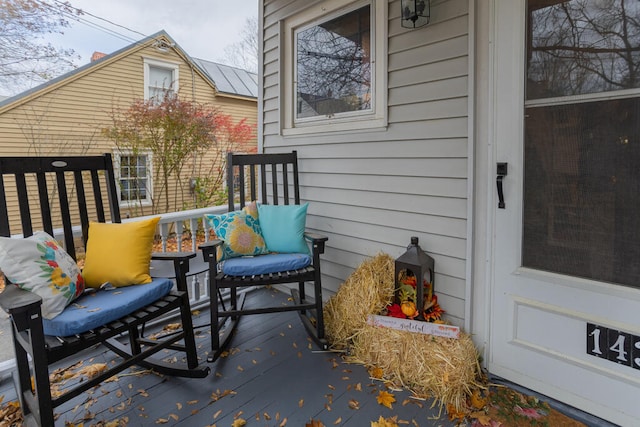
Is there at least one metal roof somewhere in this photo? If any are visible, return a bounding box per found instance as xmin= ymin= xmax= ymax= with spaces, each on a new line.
xmin=192 ymin=59 xmax=258 ymax=98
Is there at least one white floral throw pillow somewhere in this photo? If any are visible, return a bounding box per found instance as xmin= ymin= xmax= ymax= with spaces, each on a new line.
xmin=0 ymin=231 xmax=85 ymax=319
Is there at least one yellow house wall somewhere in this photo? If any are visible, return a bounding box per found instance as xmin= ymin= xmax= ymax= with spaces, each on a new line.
xmin=0 ymin=40 xmax=257 ymax=221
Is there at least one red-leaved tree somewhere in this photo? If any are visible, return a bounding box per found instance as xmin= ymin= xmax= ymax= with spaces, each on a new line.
xmin=103 ymin=94 xmax=255 ymax=214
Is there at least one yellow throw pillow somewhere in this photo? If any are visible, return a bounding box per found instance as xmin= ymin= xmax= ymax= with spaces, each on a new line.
xmin=82 ymin=217 xmax=160 ymax=288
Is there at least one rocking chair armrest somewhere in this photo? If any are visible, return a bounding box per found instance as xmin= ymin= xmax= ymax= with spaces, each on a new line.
xmin=151 ymin=251 xmax=196 ymax=261
xmin=305 ymin=232 xmax=328 ymax=255
xmin=151 ymin=252 xmax=196 ymax=292
xmin=198 ymin=239 xmax=223 ymax=257
xmin=0 ymin=283 xmax=42 ymax=315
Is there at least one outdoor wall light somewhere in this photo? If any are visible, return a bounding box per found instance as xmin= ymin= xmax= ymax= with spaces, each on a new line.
xmin=401 ymin=0 xmax=430 ymax=28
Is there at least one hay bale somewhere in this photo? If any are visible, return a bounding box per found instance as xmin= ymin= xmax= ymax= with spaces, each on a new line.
xmin=349 ymin=324 xmax=481 ymax=411
xmin=323 ymin=253 xmax=395 ymax=349
xmin=323 ymin=251 xmax=483 ymax=413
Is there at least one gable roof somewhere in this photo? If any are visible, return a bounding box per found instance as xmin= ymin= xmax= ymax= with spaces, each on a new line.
xmin=0 ymin=30 xmax=257 ymax=111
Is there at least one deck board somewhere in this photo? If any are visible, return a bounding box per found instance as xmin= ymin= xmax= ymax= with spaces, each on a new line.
xmin=0 ymin=288 xmax=457 ymax=426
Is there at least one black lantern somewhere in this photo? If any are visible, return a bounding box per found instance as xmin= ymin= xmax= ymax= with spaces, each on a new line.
xmin=394 ymin=236 xmax=435 ymax=321
xmin=401 ymin=0 xmax=430 ymax=28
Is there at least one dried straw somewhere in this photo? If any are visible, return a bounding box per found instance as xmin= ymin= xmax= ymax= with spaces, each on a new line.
xmin=323 ymin=252 xmax=482 ymax=412
xmin=323 ymin=253 xmax=395 ymax=349
xmin=349 ymin=325 xmax=481 ymax=411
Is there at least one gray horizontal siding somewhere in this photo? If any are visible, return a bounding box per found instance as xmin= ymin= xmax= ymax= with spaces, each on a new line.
xmin=262 ymin=0 xmax=470 ymax=325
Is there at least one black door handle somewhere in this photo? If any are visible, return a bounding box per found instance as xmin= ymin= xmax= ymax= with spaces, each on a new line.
xmin=497 ymin=162 xmax=508 ymax=209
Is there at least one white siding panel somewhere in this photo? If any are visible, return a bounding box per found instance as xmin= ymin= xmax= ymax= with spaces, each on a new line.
xmin=296 ymin=138 xmax=467 ymax=158
xmin=389 ymin=98 xmax=467 ymax=122
xmin=389 ymin=77 xmax=468 ymax=105
xmin=301 ymin=157 xmax=467 ymax=178
xmin=389 ymin=36 xmax=469 ymax=72
xmin=301 ymin=174 xmax=467 ymax=198
xmin=307 ymin=187 xmax=466 ymax=220
xmin=389 ymin=56 xmax=469 ymax=89
xmin=260 ymin=0 xmax=471 ymax=325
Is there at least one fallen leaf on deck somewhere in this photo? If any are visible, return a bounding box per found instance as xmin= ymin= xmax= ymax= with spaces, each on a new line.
xmin=348 ymin=399 xmax=360 ymax=410
xmin=163 ymin=323 xmax=181 ymax=331
xmin=0 ymin=400 xmax=23 ymax=426
xmin=156 ymin=418 xmax=169 ymax=424
xmin=305 ymin=419 xmax=325 ymax=427
xmin=279 ymin=418 xmax=287 ymax=426
xmin=299 ymin=399 xmax=304 ymax=408
xmin=371 ymin=415 xmax=399 ymax=427
xmin=469 ymin=411 xmax=492 ymax=425
xmin=213 ymin=409 xmax=222 ymax=419
xmin=446 ymin=403 xmax=466 ymax=422
xmin=210 ymin=389 xmax=236 ymax=402
xmin=231 ymin=418 xmax=247 ymax=427
xmin=333 ymin=417 xmax=342 ymax=425
xmin=104 ymin=418 xmax=128 ymax=427
xmin=376 ymin=390 xmax=396 ymax=409
xmin=370 ymin=366 xmax=384 ymax=379
xmin=78 ymin=363 xmax=108 ymax=379
xmin=470 ymin=389 xmax=488 ymax=409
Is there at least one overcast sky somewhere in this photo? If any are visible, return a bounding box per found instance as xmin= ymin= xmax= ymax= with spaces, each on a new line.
xmin=57 ymin=0 xmax=259 ymax=63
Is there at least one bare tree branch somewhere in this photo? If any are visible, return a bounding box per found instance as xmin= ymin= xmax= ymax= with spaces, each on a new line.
xmin=0 ymin=0 xmax=81 ymax=95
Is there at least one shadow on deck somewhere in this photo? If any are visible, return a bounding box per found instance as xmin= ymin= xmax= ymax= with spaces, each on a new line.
xmin=0 ymin=287 xmax=458 ymax=427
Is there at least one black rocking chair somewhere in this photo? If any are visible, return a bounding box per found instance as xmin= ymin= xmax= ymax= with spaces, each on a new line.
xmin=0 ymin=154 xmax=209 ymax=427
xmin=200 ymin=151 xmax=329 ymax=362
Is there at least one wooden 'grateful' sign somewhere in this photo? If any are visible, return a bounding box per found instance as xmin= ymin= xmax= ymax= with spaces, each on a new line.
xmin=367 ymin=315 xmax=460 ymax=339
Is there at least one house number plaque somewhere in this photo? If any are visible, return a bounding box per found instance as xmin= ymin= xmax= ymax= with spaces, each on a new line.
xmin=587 ymin=323 xmax=640 ymax=370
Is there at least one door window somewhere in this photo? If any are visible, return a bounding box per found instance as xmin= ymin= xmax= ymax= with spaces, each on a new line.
xmin=524 ymin=0 xmax=640 ymax=287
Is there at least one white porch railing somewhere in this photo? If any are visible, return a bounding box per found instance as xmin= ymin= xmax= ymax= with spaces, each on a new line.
xmin=0 ymin=204 xmax=232 ymax=374
xmin=131 ymin=204 xmax=231 ymax=308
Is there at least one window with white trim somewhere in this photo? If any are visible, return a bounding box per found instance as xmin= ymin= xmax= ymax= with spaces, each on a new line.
xmin=283 ymin=0 xmax=387 ymax=135
xmin=144 ymin=58 xmax=179 ymax=102
xmin=114 ymin=152 xmax=153 ymax=207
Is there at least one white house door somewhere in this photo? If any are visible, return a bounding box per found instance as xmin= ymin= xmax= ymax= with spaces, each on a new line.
xmin=490 ymin=1 xmax=640 ymax=425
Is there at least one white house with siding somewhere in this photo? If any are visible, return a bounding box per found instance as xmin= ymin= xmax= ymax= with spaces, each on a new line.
xmin=258 ymin=0 xmax=640 ymax=425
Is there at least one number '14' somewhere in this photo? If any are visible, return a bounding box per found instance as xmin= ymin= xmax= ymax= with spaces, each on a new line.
xmin=587 ymin=324 xmax=640 ymax=370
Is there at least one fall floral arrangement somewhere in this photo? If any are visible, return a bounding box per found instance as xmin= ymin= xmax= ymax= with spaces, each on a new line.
xmin=384 ymin=274 xmax=444 ymax=322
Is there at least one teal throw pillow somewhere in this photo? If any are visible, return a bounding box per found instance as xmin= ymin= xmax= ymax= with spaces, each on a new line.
xmin=205 ymin=208 xmax=268 ymax=260
xmin=257 ymin=203 xmax=309 ymax=254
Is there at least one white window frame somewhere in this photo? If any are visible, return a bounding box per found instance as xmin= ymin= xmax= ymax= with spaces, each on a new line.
xmin=282 ymin=0 xmax=387 ymax=136
xmin=143 ymin=57 xmax=180 ymax=101
xmin=113 ymin=150 xmax=153 ymax=208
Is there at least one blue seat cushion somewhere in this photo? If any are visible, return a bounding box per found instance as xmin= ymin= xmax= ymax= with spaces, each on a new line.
xmin=221 ymin=253 xmax=312 ymax=276
xmin=43 ymin=278 xmax=174 ymax=337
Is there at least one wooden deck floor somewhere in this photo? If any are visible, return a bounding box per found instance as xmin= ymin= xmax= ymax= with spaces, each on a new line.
xmin=0 ymin=288 xmax=458 ymax=427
